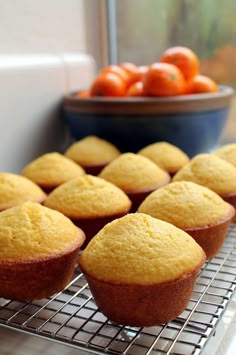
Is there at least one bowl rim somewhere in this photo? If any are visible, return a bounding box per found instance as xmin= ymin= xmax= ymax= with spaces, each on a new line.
xmin=63 ymin=85 xmax=234 ymax=115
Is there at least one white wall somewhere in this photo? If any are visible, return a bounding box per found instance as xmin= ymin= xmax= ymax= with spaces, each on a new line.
xmin=0 ymin=0 xmax=96 ymax=172
xmin=0 ymin=0 xmax=87 ymax=54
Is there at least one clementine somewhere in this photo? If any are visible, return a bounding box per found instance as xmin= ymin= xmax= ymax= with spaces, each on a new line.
xmin=185 ymin=74 xmax=219 ymax=94
xmin=119 ymin=62 xmax=140 ymax=87
xmin=126 ymin=81 xmax=144 ymax=96
xmin=127 ymin=65 xmax=149 ymax=87
xmin=142 ymin=62 xmax=186 ymax=96
xmin=160 ymin=46 xmax=200 ymax=81
xmin=75 ymin=90 xmax=90 ymax=98
xmin=100 ymin=65 xmax=129 ymax=86
xmin=90 ymin=72 xmax=126 ymax=97
xmin=120 ymin=62 xmax=138 ymax=76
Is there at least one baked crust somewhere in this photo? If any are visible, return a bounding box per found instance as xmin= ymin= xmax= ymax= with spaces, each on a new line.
xmin=80 ymin=255 xmax=205 ymax=327
xmin=0 ymin=233 xmax=85 ymax=301
xmin=0 ymin=195 xmax=46 ymax=212
xmin=82 ymin=162 xmax=110 ymax=176
xmin=127 ymin=179 xmax=170 ymax=212
xmin=185 ymin=205 xmax=235 ymax=258
xmin=72 ymin=212 xmax=129 ymax=248
xmin=222 ymin=193 xmax=236 ymax=222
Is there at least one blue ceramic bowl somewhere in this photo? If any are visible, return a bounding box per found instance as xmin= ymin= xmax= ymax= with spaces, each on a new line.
xmin=63 ymin=86 xmax=234 ymax=157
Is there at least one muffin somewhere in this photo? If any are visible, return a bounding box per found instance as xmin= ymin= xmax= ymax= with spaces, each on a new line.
xmin=99 ymin=153 xmax=170 ymax=211
xmin=138 ymin=181 xmax=235 ymax=259
xmin=0 ymin=202 xmax=85 ymax=301
xmin=65 ymin=136 xmax=121 ymax=175
xmin=44 ymin=175 xmax=131 ymax=246
xmin=173 ymin=153 xmax=236 ymax=216
xmin=213 ymin=143 xmax=236 ymax=168
xmin=0 ymin=172 xmax=47 ymax=211
xmin=138 ymin=141 xmax=189 ymax=176
xmin=21 ymin=152 xmax=85 ymax=193
xmin=79 ymin=213 xmax=206 ymax=326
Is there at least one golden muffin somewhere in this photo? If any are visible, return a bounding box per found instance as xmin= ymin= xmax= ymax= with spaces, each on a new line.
xmin=21 ymin=152 xmax=85 ymax=193
xmin=44 ymin=175 xmax=131 ymax=246
xmin=0 ymin=172 xmax=47 ymax=211
xmin=138 ymin=181 xmax=235 ymax=259
xmin=173 ymin=153 xmax=236 ymax=216
xmin=0 ymin=202 xmax=85 ymax=301
xmin=138 ymin=141 xmax=189 ymax=176
xmin=65 ymin=136 xmax=121 ymax=175
xmin=213 ymin=143 xmax=236 ymax=168
xmin=99 ymin=153 xmax=170 ymax=211
xmin=79 ymin=213 xmax=206 ymax=326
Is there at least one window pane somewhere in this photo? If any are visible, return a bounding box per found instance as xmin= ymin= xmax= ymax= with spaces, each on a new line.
xmin=115 ymin=0 xmax=236 ymax=142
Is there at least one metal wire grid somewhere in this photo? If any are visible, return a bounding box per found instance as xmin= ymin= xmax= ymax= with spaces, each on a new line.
xmin=1 ymin=224 xmax=236 ymax=355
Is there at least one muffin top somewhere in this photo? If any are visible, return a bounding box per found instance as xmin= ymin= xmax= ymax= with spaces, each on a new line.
xmin=0 ymin=172 xmax=46 ymax=211
xmin=213 ymin=144 xmax=236 ymax=168
xmin=0 ymin=202 xmax=85 ymax=262
xmin=44 ymin=174 xmax=131 ymax=219
xmin=173 ymin=154 xmax=236 ymax=195
xmin=21 ymin=152 xmax=85 ymax=187
xmin=138 ymin=181 xmax=235 ymax=229
xmin=65 ymin=136 xmax=121 ymax=166
xmin=138 ymin=141 xmax=189 ymax=173
xmin=79 ymin=213 xmax=205 ymax=285
xmin=99 ymin=153 xmax=170 ymax=193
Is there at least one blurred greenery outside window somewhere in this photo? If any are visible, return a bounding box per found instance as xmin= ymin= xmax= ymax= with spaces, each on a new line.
xmin=106 ymin=0 xmax=236 ymax=142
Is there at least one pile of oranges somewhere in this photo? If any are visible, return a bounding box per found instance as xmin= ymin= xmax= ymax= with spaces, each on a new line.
xmin=77 ymin=46 xmax=219 ymax=98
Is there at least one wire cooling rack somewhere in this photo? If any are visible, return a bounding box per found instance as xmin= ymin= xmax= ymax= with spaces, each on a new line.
xmin=1 ymin=224 xmax=236 ymax=355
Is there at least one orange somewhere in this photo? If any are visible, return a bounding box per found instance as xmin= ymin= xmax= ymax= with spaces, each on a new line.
xmin=99 ymin=65 xmax=129 ymax=86
xmin=90 ymin=72 xmax=126 ymax=97
xmin=126 ymin=81 xmax=144 ymax=97
xmin=120 ymin=62 xmax=138 ymax=76
xmin=138 ymin=65 xmax=149 ymax=75
xmin=127 ymin=65 xmax=149 ymax=87
xmin=120 ymin=62 xmax=140 ymax=87
xmin=185 ymin=74 xmax=219 ymax=94
xmin=160 ymin=46 xmax=200 ymax=81
xmin=75 ymin=90 xmax=90 ymax=98
xmin=142 ymin=62 xmax=186 ymax=96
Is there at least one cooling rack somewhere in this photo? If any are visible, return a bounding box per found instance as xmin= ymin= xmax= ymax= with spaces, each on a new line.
xmin=1 ymin=224 xmax=236 ymax=355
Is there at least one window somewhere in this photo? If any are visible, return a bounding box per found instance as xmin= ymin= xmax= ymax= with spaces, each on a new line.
xmin=105 ymin=0 xmax=236 ymax=143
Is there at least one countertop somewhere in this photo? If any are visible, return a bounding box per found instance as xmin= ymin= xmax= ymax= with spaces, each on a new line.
xmin=0 ymin=327 xmax=90 ymax=355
